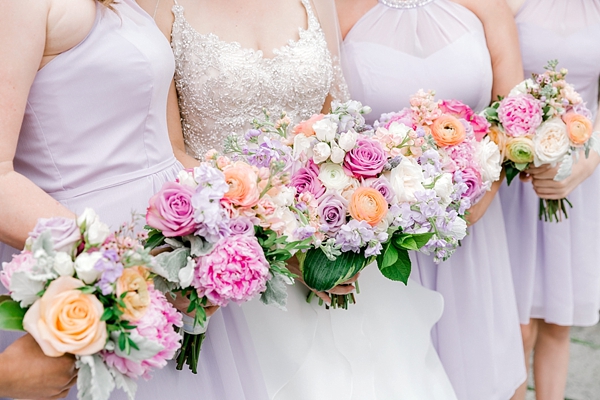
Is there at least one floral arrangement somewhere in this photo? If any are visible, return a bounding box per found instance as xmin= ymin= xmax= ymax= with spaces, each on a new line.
xmin=0 ymin=210 xmax=181 ymax=400
xmin=145 ymin=161 xmax=307 ymax=371
xmin=484 ymin=60 xmax=600 ymax=221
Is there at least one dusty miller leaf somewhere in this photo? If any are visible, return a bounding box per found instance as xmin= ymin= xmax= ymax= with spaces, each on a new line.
xmin=113 ymin=370 xmax=137 ymax=400
xmin=554 ymin=153 xmax=573 ymax=181
xmin=260 ymin=273 xmax=289 ymax=310
xmin=152 ymin=247 xmax=190 ymax=282
xmin=76 ymin=355 xmax=115 ymax=400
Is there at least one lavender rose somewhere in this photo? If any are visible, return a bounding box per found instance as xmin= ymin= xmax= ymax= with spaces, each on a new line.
xmin=364 ymin=176 xmax=396 ymax=204
xmin=146 ymin=181 xmax=197 ymax=237
xmin=317 ymin=192 xmax=348 ymax=233
xmin=460 ymin=167 xmax=483 ymax=203
xmin=229 ymin=217 xmax=254 ymax=236
xmin=343 ymin=138 xmax=387 ymax=179
xmin=30 ymin=217 xmax=81 ymax=254
xmin=290 ymin=160 xmax=326 ymax=199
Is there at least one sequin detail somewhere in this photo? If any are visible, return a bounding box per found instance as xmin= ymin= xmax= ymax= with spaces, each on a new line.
xmin=171 ymin=0 xmax=347 ymax=159
xmin=379 ymin=0 xmax=435 ymax=9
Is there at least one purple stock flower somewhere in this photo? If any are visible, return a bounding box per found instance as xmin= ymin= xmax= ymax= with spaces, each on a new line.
xmin=343 ymin=138 xmax=387 ymax=179
xmin=335 ymin=220 xmax=375 ymax=253
xmin=94 ymin=250 xmax=124 ymax=295
xmin=317 ymin=192 xmax=348 ymax=233
xmin=244 ymin=129 xmax=261 ymax=141
xmin=294 ymin=226 xmax=317 ymax=240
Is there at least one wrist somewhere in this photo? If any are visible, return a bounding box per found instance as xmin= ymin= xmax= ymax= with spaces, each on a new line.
xmin=0 ymin=350 xmax=14 ymax=397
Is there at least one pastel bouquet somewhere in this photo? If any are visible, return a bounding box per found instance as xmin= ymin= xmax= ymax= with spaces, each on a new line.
xmin=145 ymin=161 xmax=307 ymax=371
xmin=484 ymin=60 xmax=600 ymax=221
xmin=0 ymin=210 xmax=182 ymax=400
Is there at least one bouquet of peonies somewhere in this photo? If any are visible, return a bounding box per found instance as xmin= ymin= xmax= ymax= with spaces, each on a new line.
xmin=145 ymin=161 xmax=307 ymax=371
xmin=484 ymin=60 xmax=600 ymax=221
xmin=0 ymin=210 xmax=181 ymax=400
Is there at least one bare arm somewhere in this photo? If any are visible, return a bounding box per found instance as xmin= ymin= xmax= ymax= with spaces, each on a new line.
xmin=335 ymin=0 xmax=377 ymax=39
xmin=0 ymin=0 xmax=75 ymax=250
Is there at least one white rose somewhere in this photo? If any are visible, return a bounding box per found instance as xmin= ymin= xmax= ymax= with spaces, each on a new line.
xmin=178 ymin=257 xmax=195 ymax=288
xmin=387 ymin=122 xmax=412 ymax=139
xmin=386 ymin=158 xmax=425 ymax=203
xmin=447 ymin=217 xmax=467 ymax=241
xmin=53 ymin=252 xmax=75 ymax=277
xmin=318 ymin=163 xmax=352 ymax=191
xmin=74 ymin=252 xmax=103 ymax=284
xmin=177 ymin=170 xmax=197 ymax=188
xmin=272 ymin=186 xmax=296 ymax=207
xmin=313 ymin=119 xmax=338 ymax=142
xmin=330 ymin=143 xmax=346 ymax=164
xmin=509 ymin=78 xmax=537 ymax=97
xmin=86 ymin=219 xmax=110 ymax=246
xmin=293 ymin=133 xmax=313 ymax=160
xmin=338 ymin=129 xmax=358 ymax=151
xmin=77 ymin=208 xmax=98 ymax=227
xmin=533 ymin=118 xmax=570 ymax=167
xmin=475 ymin=137 xmax=502 ymax=184
xmin=433 ymin=173 xmax=454 ymax=208
xmin=312 ymin=142 xmax=331 ymax=164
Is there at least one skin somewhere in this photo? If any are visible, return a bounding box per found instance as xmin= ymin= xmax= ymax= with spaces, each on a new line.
xmin=0 ymin=0 xmax=103 ymax=396
xmin=503 ymin=1 xmax=600 ymax=399
xmin=337 ymin=0 xmax=524 ymax=225
xmin=137 ymin=0 xmax=353 ymax=303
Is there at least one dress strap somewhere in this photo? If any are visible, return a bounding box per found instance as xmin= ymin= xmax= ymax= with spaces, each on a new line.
xmin=300 ymin=0 xmax=320 ymax=29
xmin=378 ymin=0 xmax=434 ymax=8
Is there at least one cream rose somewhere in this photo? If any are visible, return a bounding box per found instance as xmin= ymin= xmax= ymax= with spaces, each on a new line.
xmin=23 ymin=276 xmax=107 ymax=357
xmin=330 ymin=143 xmax=346 ymax=164
xmin=74 ymin=252 xmax=103 ymax=284
xmin=313 ymin=119 xmax=338 ymax=143
xmin=293 ymin=133 xmax=312 ymax=160
xmin=53 ymin=252 xmax=75 ymax=277
xmin=386 ymin=158 xmax=425 ymax=203
xmin=533 ymin=118 xmax=570 ymax=167
xmin=476 ymin=137 xmax=502 ymax=183
xmin=338 ymin=129 xmax=358 ymax=151
xmin=318 ymin=163 xmax=352 ymax=191
xmin=508 ymin=78 xmax=537 ymax=97
xmin=433 ymin=173 xmax=454 ymax=207
xmin=312 ymin=142 xmax=332 ymax=164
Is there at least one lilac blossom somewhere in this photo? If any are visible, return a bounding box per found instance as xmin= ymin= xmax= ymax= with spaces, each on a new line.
xmin=94 ymin=250 xmax=124 ymax=295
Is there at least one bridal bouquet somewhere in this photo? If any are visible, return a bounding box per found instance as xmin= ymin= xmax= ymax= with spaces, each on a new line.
xmin=0 ymin=210 xmax=181 ymax=400
xmin=145 ymin=161 xmax=306 ymax=371
xmin=484 ymin=60 xmax=600 ymax=221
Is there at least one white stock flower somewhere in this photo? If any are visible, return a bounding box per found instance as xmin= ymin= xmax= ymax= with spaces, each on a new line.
xmin=447 ymin=217 xmax=467 ymax=241
xmin=74 ymin=252 xmax=103 ymax=284
xmin=338 ymin=129 xmax=358 ymax=151
xmin=388 ymin=122 xmax=412 ymax=139
xmin=272 ymin=186 xmax=296 ymax=207
xmin=312 ymin=142 xmax=332 ymax=164
xmin=533 ymin=118 xmax=570 ymax=167
xmin=53 ymin=252 xmax=75 ymax=277
xmin=313 ymin=119 xmax=338 ymax=142
xmin=330 ymin=143 xmax=346 ymax=164
xmin=318 ymin=163 xmax=352 ymax=191
xmin=476 ymin=137 xmax=502 ymax=184
xmin=293 ymin=133 xmax=313 ymax=160
xmin=509 ymin=78 xmax=537 ymax=97
xmin=177 ymin=170 xmax=197 ymax=188
xmin=433 ymin=173 xmax=454 ymax=208
xmin=386 ymin=158 xmax=425 ymax=203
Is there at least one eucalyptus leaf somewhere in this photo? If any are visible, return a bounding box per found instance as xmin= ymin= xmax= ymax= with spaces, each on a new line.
xmin=31 ymin=230 xmax=56 ymax=257
xmin=0 ymin=299 xmax=25 ymax=331
xmin=185 ymin=235 xmax=214 ymax=257
xmin=589 ymin=131 xmax=600 ymax=157
xmin=260 ymin=273 xmax=289 ymax=310
xmin=9 ymin=272 xmax=45 ymax=308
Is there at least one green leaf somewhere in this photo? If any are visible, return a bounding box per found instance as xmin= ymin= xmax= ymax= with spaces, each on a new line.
xmin=100 ymin=308 xmax=113 ymax=322
xmin=394 ymin=233 xmax=434 ymax=251
xmin=514 ymin=162 xmax=529 ymax=171
xmin=301 ymin=248 xmax=367 ymax=292
xmin=377 ymin=248 xmax=412 ymax=284
xmin=381 ymin=244 xmax=398 ymax=268
xmin=118 ymin=331 xmax=127 ymax=352
xmin=504 ymin=163 xmax=520 ymax=186
xmin=0 ymin=300 xmax=26 ymax=331
xmin=145 ymin=229 xmax=166 ymax=250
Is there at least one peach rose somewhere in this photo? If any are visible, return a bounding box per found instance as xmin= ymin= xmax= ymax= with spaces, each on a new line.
xmin=293 ymin=114 xmax=324 ymax=137
xmin=430 ymin=115 xmax=466 ymax=147
xmin=223 ymin=162 xmax=260 ymax=208
xmin=563 ymin=112 xmax=593 ymax=146
xmin=117 ymin=266 xmax=151 ymax=322
xmin=349 ymin=187 xmax=388 ymax=226
xmin=23 ymin=276 xmax=107 ymax=357
xmin=488 ymin=125 xmax=508 ymax=159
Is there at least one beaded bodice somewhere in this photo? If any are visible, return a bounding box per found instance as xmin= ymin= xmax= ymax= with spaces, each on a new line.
xmin=379 ymin=0 xmax=435 ymax=8
xmin=171 ymin=0 xmax=346 ymax=158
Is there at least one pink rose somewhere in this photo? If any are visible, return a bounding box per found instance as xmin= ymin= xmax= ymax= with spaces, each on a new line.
xmin=290 ymin=160 xmax=325 ymax=199
xmin=192 ymin=235 xmax=270 ymax=307
xmin=498 ymin=94 xmax=543 ymax=137
xmin=146 ymin=182 xmax=197 ymax=237
xmin=440 ymin=99 xmax=474 ymax=120
xmin=30 ymin=218 xmax=81 ymax=254
xmin=1 ymin=251 xmax=35 ymax=291
xmin=343 ymin=138 xmax=387 ymax=179
xmin=470 ymin=114 xmax=491 ymax=142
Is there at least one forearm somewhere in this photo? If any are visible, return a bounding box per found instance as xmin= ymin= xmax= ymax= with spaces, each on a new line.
xmin=174 ymin=148 xmax=201 ymax=169
xmin=594 ymin=102 xmax=600 ymax=131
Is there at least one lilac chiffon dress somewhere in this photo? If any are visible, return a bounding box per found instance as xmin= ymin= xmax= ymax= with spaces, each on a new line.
xmin=0 ymin=1 xmax=268 ymax=399
xmin=499 ymin=0 xmax=600 ymax=327
xmin=342 ymin=0 xmax=526 ymax=399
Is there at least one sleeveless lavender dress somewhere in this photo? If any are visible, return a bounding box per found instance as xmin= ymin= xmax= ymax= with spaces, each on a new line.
xmin=0 ymin=1 xmax=268 ymax=399
xmin=499 ymin=0 xmax=600 ymax=327
xmin=342 ymin=1 xmax=526 ymax=399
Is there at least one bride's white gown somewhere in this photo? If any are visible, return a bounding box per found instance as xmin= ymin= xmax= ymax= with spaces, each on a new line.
xmin=171 ymin=0 xmax=457 ymax=398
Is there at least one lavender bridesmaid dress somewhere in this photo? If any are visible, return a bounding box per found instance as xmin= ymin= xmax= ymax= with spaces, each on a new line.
xmin=499 ymin=0 xmax=600 ymax=327
xmin=0 ymin=1 xmax=268 ymax=399
xmin=342 ymin=1 xmax=526 ymax=399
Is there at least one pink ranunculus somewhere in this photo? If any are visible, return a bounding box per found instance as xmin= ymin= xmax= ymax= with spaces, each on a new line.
xmin=343 ymin=138 xmax=387 ymax=179
xmin=498 ymin=94 xmax=543 ymax=137
xmin=290 ymin=160 xmax=325 ymax=199
xmin=30 ymin=217 xmax=81 ymax=254
xmin=1 ymin=251 xmax=35 ymax=291
xmin=102 ymin=286 xmax=182 ymax=379
xmin=146 ymin=181 xmax=197 ymax=237
xmin=470 ymin=114 xmax=491 ymax=142
xmin=193 ymin=235 xmax=270 ymax=307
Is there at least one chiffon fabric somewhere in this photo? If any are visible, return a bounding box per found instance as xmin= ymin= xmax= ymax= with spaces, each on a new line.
xmin=342 ymin=1 xmax=526 ymax=399
xmin=499 ymin=0 xmax=600 ymax=327
xmin=0 ymin=1 xmax=268 ymax=398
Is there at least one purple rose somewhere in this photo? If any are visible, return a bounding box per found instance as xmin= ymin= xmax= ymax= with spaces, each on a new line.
xmin=229 ymin=217 xmax=254 ymax=236
xmin=364 ymin=176 xmax=395 ymax=204
xmin=146 ymin=181 xmax=197 ymax=237
xmin=290 ymin=160 xmax=325 ymax=199
xmin=343 ymin=138 xmax=387 ymax=179
xmin=30 ymin=217 xmax=81 ymax=253
xmin=317 ymin=192 xmax=348 ymax=233
xmin=460 ymin=167 xmax=483 ymax=203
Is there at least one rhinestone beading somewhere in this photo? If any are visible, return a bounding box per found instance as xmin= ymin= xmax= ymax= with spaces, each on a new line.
xmin=379 ymin=0 xmax=435 ymax=9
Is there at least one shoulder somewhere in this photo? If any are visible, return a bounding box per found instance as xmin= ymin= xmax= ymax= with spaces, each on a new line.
xmin=335 ymin=0 xmax=378 ymax=39
xmin=449 ymin=0 xmax=513 ymax=21
xmin=135 ymin=0 xmax=175 ymax=39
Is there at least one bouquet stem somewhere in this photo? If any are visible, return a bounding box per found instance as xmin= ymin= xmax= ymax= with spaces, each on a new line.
xmin=175 ymin=332 xmax=206 ymax=374
xmin=306 ymin=280 xmax=360 ymax=310
xmin=539 ymin=197 xmax=573 ymax=222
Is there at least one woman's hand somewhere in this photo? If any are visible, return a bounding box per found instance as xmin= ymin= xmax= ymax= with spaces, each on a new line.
xmin=286 ymin=256 xmax=360 ymax=305
xmin=167 ymin=291 xmax=220 ymax=318
xmin=0 ymin=334 xmax=77 ymax=399
xmin=465 ymin=171 xmax=505 ymax=226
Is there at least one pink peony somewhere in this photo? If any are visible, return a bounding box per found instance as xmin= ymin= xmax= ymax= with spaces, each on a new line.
xmin=498 ymin=94 xmax=543 ymax=137
xmin=193 ymin=235 xmax=270 ymax=307
xmin=343 ymin=138 xmax=387 ymax=179
xmin=382 ymin=108 xmax=414 ymax=130
xmin=1 ymin=252 xmax=35 ymax=291
xmin=146 ymin=181 xmax=197 ymax=237
xmin=102 ymin=287 xmax=182 ymax=380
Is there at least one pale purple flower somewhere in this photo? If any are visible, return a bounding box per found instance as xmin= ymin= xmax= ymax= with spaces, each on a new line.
xmin=244 ymin=129 xmax=261 ymax=141
xmin=294 ymin=226 xmax=317 ymax=240
xmin=317 ymin=192 xmax=348 ymax=233
xmin=29 ymin=217 xmax=81 ymax=254
xmin=364 ymin=176 xmax=395 ymax=204
xmin=94 ymin=250 xmax=123 ymax=295
xmin=335 ymin=220 xmax=375 ymax=253
xmin=229 ymin=217 xmax=254 ymax=236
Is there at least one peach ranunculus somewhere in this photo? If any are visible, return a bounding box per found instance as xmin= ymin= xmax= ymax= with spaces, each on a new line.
xmin=293 ymin=114 xmax=324 ymax=137
xmin=349 ymin=187 xmax=388 ymax=227
xmin=117 ymin=266 xmax=151 ymax=322
xmin=487 ymin=125 xmax=508 ymax=160
xmin=23 ymin=276 xmax=107 ymax=357
xmin=223 ymin=162 xmax=261 ymax=208
xmin=563 ymin=112 xmax=593 ymax=146
xmin=430 ymin=115 xmax=466 ymax=147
